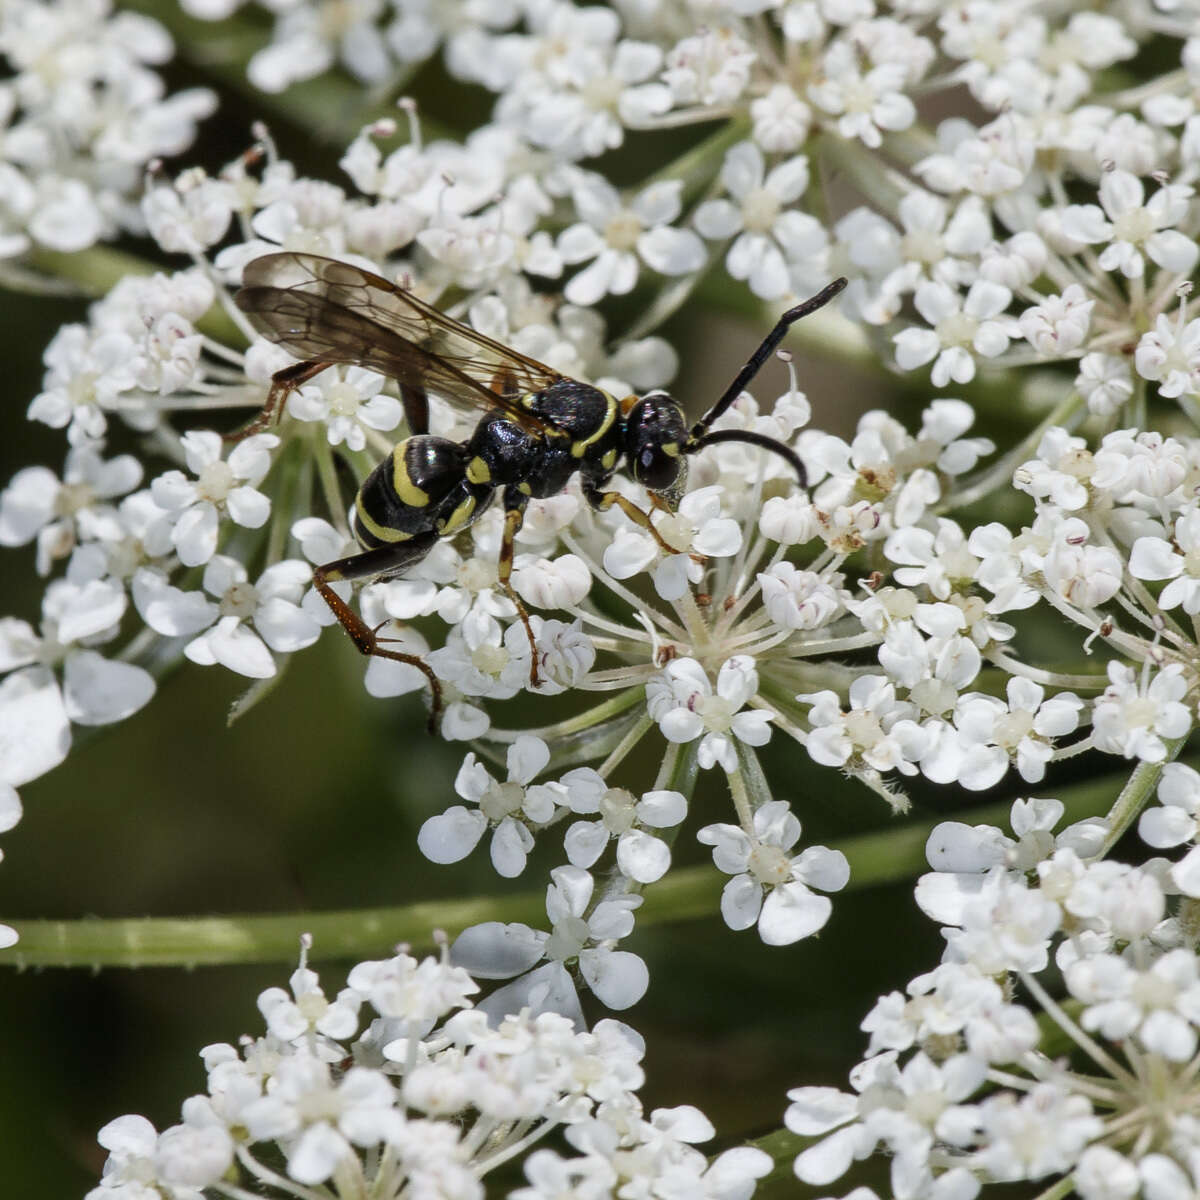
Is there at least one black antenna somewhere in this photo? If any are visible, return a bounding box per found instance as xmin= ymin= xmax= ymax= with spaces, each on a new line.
xmin=688 ymin=276 xmax=848 ymax=445
xmin=688 ymin=428 xmax=809 ymax=485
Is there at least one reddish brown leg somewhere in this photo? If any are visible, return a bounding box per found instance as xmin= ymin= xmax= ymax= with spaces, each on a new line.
xmin=225 ymin=358 xmax=332 ymax=443
xmin=496 ymin=500 xmax=541 ymax=689
xmin=583 ymin=484 xmax=679 ymax=555
xmin=314 ymin=534 xmax=443 ymax=730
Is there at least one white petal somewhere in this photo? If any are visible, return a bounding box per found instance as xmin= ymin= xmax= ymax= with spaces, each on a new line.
xmin=287 ymin=1123 xmax=348 ymax=1186
xmin=475 ymin=962 xmax=583 ymax=1028
xmin=720 ymin=873 xmax=763 ymax=930
xmin=1171 ymin=845 xmax=1200 ymax=897
xmin=418 ymin=806 xmax=487 ymax=864
xmin=651 ymin=1104 xmax=714 ymax=1142
xmin=490 ymin=817 xmax=532 ymax=877
xmin=616 ymin=829 xmax=671 ymax=883
xmin=226 ymin=486 xmax=270 ymax=529
xmin=450 ymin=921 xmax=545 ymax=978
xmin=758 ymin=882 xmax=833 ymax=944
xmin=0 ymin=784 xmax=21 ymax=833
xmin=579 ymin=947 xmax=649 ymax=1009
xmin=62 ymin=651 xmax=155 ymax=726
xmin=784 ymin=1086 xmax=858 ymax=1135
xmin=794 ymin=1125 xmax=860 ymax=1185
xmin=564 ymin=820 xmax=609 ymax=868
xmin=508 ymin=734 xmax=550 ymax=784
xmin=637 ymin=788 xmax=687 ymax=828
xmin=637 ymin=226 xmax=705 ymax=275
xmin=255 ymin=598 xmax=321 ymax=653
xmin=133 ymin=570 xmax=218 ymax=636
xmin=0 ymin=668 xmax=70 ymax=786
xmin=173 ymin=502 xmax=219 ymax=566
xmin=193 ymin=618 xmax=276 ymax=678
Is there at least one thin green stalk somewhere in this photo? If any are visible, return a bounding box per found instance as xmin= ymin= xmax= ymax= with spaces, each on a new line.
xmin=643 ymin=115 xmax=750 ymax=203
xmin=0 ymin=766 xmax=1129 ymax=969
xmin=28 ymin=246 xmax=245 ymax=345
xmin=1095 ymin=733 xmax=1190 ymax=859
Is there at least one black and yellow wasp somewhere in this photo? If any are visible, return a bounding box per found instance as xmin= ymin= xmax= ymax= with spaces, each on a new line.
xmin=234 ymin=252 xmax=847 ymax=721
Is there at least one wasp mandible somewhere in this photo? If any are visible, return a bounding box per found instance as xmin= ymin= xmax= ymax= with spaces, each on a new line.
xmin=234 ymin=252 xmax=847 ymax=723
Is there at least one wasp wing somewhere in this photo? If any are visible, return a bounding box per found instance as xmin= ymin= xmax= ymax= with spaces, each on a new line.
xmin=235 ymin=252 xmax=565 ymax=431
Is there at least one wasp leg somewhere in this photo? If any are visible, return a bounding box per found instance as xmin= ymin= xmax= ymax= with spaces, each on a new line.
xmin=226 ymin=358 xmax=332 ymax=443
xmin=490 ymin=367 xmax=520 ymax=400
xmin=399 ymin=383 xmax=429 ymax=436
xmin=582 ymin=484 xmax=680 ymax=557
xmin=497 ymin=493 xmax=541 ymax=690
xmin=313 ymin=533 xmax=443 ymax=729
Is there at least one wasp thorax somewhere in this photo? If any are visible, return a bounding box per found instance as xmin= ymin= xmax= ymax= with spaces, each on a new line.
xmin=624 ymin=392 xmax=688 ymax=493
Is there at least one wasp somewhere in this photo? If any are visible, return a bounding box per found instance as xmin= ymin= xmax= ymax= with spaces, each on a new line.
xmin=234 ymin=252 xmax=847 ymax=723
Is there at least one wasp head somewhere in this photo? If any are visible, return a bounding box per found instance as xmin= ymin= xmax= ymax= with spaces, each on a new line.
xmin=624 ymin=392 xmax=689 ymax=503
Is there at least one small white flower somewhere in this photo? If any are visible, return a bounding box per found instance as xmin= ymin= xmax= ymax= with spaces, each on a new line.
xmin=758 ymin=563 xmax=845 ymax=631
xmin=241 ymin=1053 xmax=400 ymax=1185
xmin=1066 ymin=949 xmax=1200 ymax=1062
xmin=180 ymin=557 xmax=321 ymax=680
xmin=1075 ymin=352 xmax=1133 ymax=416
xmin=418 ymin=735 xmax=555 ymax=877
xmin=558 ymin=175 xmax=704 ymax=306
xmin=1139 ymin=763 xmax=1200 ymax=897
xmin=1135 ymin=311 xmax=1200 ymax=400
xmin=661 ymin=28 xmax=755 ymax=108
xmin=1060 ymin=171 xmax=1198 ymax=280
xmin=258 ymin=965 xmax=362 ymax=1046
xmin=27 ymin=325 xmax=138 ymax=444
xmin=804 ymin=675 xmax=928 ymax=777
xmin=1018 ymin=285 xmax=1094 ymax=357
xmin=809 ymin=40 xmax=918 ymax=149
xmin=1092 ymin=661 xmax=1191 ymax=763
xmin=287 ymin=366 xmax=404 ymax=451
xmin=750 ymin=83 xmax=811 ymax=152
xmin=694 ymin=142 xmax=825 ymax=300
xmin=646 ymin=655 xmax=772 ymax=771
xmin=452 ymin=866 xmax=649 ymax=1014
xmin=1130 ymin=508 xmax=1200 ymax=613
xmin=893 ymin=280 xmax=1015 ymax=387
xmin=697 ymin=800 xmax=848 ymax=944
xmin=564 ymin=785 xmax=686 ymax=885
xmin=150 ymin=431 xmax=277 ymax=567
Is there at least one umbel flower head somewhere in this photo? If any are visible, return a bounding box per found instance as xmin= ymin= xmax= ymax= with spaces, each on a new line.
xmin=87 ymin=940 xmax=772 ymax=1199
xmin=784 ymin=795 xmax=1200 ymax=1199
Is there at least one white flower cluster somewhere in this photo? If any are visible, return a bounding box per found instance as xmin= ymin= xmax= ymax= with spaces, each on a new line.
xmin=783 ymin=793 xmax=1200 ymax=1198
xmin=0 ymin=0 xmax=214 ymax=264
xmin=87 ymin=943 xmax=771 ymax=1199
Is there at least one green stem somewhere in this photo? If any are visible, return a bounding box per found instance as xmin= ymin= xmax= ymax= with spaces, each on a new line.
xmin=484 ymin=686 xmax=645 ymax=742
xmin=1095 ymin=733 xmax=1190 ymax=860
xmin=743 ymin=1127 xmax=808 ymax=1191
xmin=643 ymin=115 xmax=750 ymax=205
xmin=0 ymin=766 xmax=1127 ymax=969
xmin=28 ymin=245 xmax=156 ymax=296
xmin=27 ymin=246 xmax=244 ymax=345
xmin=937 ymin=388 xmax=1086 ymax=514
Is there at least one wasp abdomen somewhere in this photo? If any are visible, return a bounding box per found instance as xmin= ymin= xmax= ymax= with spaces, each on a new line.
xmin=353 ymin=436 xmax=469 ymax=549
xmin=465 ymin=414 xmax=538 ymax=486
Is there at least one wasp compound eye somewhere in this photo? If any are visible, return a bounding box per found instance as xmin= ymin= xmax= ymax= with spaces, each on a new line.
xmin=635 ymin=443 xmax=681 ymax=491
xmin=624 ymin=392 xmax=688 ymax=494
